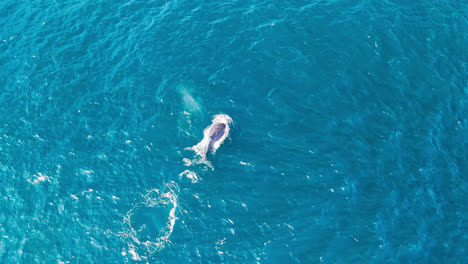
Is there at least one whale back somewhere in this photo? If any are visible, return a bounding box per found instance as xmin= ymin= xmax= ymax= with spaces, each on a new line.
xmin=206 ymin=123 xmax=226 ymax=154
xmin=209 ymin=123 xmax=226 ymax=142
xmin=191 ymin=114 xmax=232 ymax=161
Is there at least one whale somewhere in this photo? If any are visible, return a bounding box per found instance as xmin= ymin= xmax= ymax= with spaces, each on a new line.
xmin=206 ymin=122 xmax=226 ymax=155
xmin=191 ymin=114 xmax=232 ymax=159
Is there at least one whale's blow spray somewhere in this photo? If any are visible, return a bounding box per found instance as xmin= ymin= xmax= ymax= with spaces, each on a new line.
xmin=176 ymin=85 xmax=201 ymax=113
xmin=191 ymin=114 xmax=233 ymax=159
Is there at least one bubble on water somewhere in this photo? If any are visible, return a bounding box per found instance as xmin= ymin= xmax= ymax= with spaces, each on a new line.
xmin=27 ymin=172 xmax=49 ymax=185
xmin=121 ymin=182 xmax=179 ymax=257
xmin=179 ymin=170 xmax=199 ymax=183
xmin=182 ymin=158 xmax=192 ymax=166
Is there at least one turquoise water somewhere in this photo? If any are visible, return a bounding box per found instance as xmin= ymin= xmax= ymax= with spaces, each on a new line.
xmin=1 ymin=0 xmax=467 ymax=263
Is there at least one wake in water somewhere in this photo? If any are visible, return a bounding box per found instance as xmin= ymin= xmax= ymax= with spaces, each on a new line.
xmin=119 ymin=115 xmax=232 ymax=260
xmin=190 ymin=114 xmax=233 ymax=160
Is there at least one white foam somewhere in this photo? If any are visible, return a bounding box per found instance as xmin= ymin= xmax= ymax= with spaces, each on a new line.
xmin=28 ymin=172 xmax=49 ymax=184
xmin=179 ymin=170 xmax=199 ymax=183
xmin=128 ymin=246 xmax=140 ymax=261
xmin=182 ymin=158 xmax=192 ymax=166
xmin=240 ymin=161 xmax=253 ymax=167
xmin=191 ymin=114 xmax=232 ymax=159
xmin=121 ymin=183 xmax=178 ymax=255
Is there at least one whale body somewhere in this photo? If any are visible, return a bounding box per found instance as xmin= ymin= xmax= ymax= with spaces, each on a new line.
xmin=191 ymin=114 xmax=232 ymax=159
xmin=207 ymin=122 xmax=226 ymax=154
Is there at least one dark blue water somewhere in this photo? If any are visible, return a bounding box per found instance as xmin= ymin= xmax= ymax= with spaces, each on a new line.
xmin=1 ymin=0 xmax=467 ymax=263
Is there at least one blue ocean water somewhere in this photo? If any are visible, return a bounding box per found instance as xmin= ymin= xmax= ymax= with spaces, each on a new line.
xmin=1 ymin=0 xmax=467 ymax=263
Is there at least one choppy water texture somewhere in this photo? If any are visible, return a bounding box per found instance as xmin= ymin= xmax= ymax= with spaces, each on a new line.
xmin=1 ymin=0 xmax=467 ymax=263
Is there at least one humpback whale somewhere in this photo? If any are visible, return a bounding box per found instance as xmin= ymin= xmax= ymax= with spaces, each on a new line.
xmin=206 ymin=123 xmax=226 ymax=154
xmin=191 ymin=114 xmax=232 ymax=159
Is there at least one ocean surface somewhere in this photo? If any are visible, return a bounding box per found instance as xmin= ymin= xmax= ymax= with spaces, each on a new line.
xmin=0 ymin=0 xmax=467 ymax=263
